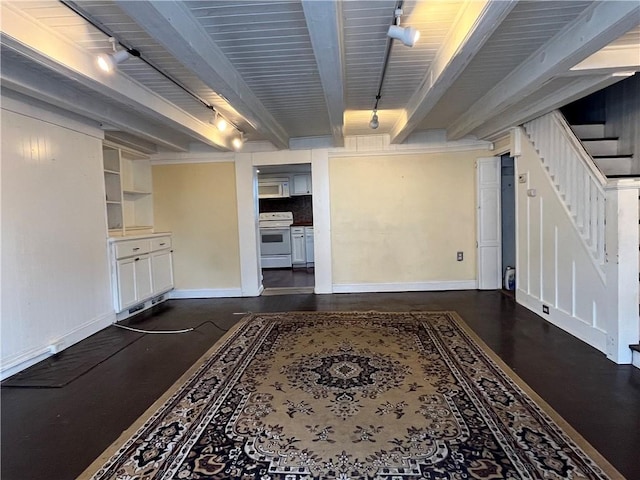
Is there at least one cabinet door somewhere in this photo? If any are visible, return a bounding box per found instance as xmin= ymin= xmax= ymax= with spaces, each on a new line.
xmin=116 ymin=258 xmax=137 ymax=311
xmin=152 ymin=250 xmax=174 ymax=295
xmin=292 ymin=174 xmax=311 ymax=195
xmin=134 ymin=255 xmax=153 ymax=301
xmin=291 ymin=233 xmax=306 ymax=264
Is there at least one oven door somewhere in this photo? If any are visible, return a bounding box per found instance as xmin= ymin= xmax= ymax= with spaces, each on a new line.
xmin=260 ymin=227 xmax=292 ymax=256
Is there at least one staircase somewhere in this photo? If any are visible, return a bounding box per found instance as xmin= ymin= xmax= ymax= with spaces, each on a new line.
xmin=570 ymin=122 xmax=639 ymax=368
xmin=570 ymin=123 xmax=634 ymax=176
xmin=523 ymin=110 xmax=640 ymax=365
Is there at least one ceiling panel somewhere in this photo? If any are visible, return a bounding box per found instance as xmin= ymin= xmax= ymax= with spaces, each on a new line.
xmin=188 ymin=0 xmax=330 ymax=138
xmin=418 ymin=0 xmax=593 ymax=130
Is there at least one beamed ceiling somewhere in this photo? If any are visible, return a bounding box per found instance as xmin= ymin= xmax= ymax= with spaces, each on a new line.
xmin=1 ymin=0 xmax=639 ymax=152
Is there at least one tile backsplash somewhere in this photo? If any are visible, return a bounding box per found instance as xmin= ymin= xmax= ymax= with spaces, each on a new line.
xmin=259 ymin=195 xmax=313 ymax=224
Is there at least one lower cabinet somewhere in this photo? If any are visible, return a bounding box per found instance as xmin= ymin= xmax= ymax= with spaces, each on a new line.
xmin=291 ymin=227 xmax=306 ymax=265
xmin=151 ymin=249 xmax=174 ymax=295
xmin=116 ymin=254 xmax=153 ymax=311
xmin=109 ymin=234 xmax=174 ymax=316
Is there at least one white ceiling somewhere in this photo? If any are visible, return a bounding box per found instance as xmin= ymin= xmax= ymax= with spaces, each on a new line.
xmin=1 ymin=0 xmax=638 ymax=152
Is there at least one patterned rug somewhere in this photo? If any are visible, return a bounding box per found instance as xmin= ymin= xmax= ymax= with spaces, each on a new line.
xmin=81 ymin=311 xmax=621 ymax=479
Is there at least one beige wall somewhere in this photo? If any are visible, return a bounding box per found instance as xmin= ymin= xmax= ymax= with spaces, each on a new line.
xmin=153 ymin=162 xmax=241 ymax=290
xmin=330 ymin=151 xmax=482 ymax=284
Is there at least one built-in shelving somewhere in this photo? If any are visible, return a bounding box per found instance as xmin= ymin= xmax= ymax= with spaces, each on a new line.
xmin=102 ymin=142 xmax=154 ymax=235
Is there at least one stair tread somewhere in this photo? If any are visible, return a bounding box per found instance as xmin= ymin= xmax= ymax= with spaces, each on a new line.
xmin=630 ymin=344 xmax=640 ymax=352
xmin=593 ymin=154 xmax=633 ymax=158
xmin=581 ymin=137 xmax=619 ymax=141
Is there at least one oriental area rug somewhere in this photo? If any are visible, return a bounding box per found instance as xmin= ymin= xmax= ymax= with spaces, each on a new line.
xmin=82 ymin=311 xmax=621 ymax=480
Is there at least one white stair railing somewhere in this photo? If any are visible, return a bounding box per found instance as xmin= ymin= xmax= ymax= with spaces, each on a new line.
xmin=523 ymin=110 xmax=607 ymax=268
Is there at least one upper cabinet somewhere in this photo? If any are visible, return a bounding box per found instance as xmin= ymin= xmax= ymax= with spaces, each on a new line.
xmin=102 ymin=143 xmax=153 ymax=236
xmin=291 ymin=174 xmax=312 ymax=196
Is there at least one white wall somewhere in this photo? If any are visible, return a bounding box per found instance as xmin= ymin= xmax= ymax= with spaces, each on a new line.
xmin=515 ymin=132 xmax=609 ymax=353
xmin=1 ymin=96 xmax=113 ymax=379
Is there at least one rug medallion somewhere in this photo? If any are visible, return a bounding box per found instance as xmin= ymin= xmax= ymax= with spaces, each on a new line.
xmin=84 ymin=311 xmax=619 ymax=480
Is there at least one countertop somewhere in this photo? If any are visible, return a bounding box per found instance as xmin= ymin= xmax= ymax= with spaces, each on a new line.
xmin=291 ymin=222 xmax=313 ymax=227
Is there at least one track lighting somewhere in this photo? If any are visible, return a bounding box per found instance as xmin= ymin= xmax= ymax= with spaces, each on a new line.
xmin=369 ymin=111 xmax=379 ymax=129
xmin=387 ymin=25 xmax=420 ymax=47
xmin=387 ymin=7 xmax=420 ymax=47
xmin=214 ymin=112 xmax=228 ymax=132
xmin=96 ymin=49 xmax=130 ymax=73
xmin=232 ymin=133 xmax=244 ymax=151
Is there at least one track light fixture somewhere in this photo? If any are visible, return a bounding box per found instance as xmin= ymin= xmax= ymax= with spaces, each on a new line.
xmin=369 ymin=111 xmax=379 ymax=129
xmin=96 ymin=37 xmax=139 ymax=73
xmin=232 ymin=133 xmax=244 ymax=151
xmin=387 ymin=7 xmax=420 ymax=47
xmin=214 ymin=111 xmax=228 ymax=132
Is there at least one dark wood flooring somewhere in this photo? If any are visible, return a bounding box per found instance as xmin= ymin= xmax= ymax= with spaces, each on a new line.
xmin=2 ymin=291 xmax=639 ymax=480
xmin=262 ymin=267 xmax=315 ymax=287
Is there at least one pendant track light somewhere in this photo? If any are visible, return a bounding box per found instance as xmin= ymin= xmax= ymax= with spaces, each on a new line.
xmin=368 ymin=1 xmax=419 ymax=130
xmin=387 ymin=24 xmax=420 ymax=47
xmin=369 ymin=111 xmax=379 ymax=129
xmin=387 ymin=5 xmax=420 ymax=47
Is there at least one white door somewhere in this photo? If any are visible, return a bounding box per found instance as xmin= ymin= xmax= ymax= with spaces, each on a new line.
xmin=477 ymin=157 xmax=501 ymax=290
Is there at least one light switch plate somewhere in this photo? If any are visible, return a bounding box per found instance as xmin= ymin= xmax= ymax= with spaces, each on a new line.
xmin=518 ymin=173 xmax=527 ymax=183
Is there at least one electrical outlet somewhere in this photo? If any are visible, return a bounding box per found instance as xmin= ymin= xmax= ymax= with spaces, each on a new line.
xmin=518 ymin=173 xmax=527 ymax=183
xmin=542 ymin=305 xmax=549 ymax=314
xmin=457 ymin=251 xmax=463 ymax=261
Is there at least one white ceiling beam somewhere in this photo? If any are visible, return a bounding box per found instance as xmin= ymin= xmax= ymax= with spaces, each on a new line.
xmin=114 ymin=0 xmax=290 ymax=150
xmin=1 ymin=54 xmax=192 ymax=152
xmin=471 ymin=74 xmax=625 ymax=140
xmin=301 ymin=0 xmax=345 ymax=147
xmin=390 ymin=0 xmax=517 ymax=144
xmin=0 ymin=3 xmax=230 ymax=151
xmin=447 ymin=1 xmax=640 ymax=140
xmin=570 ymin=43 xmax=640 ymax=74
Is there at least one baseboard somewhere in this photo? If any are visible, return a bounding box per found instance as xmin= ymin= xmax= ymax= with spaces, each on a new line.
xmin=516 ymin=290 xmax=610 ymax=358
xmin=1 ymin=311 xmax=115 ymax=380
xmin=170 ymin=288 xmax=244 ymax=299
xmin=332 ymin=280 xmax=477 ymax=294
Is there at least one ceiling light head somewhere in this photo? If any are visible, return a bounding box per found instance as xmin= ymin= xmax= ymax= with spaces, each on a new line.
xmin=369 ymin=112 xmax=379 ymax=129
xmin=232 ymin=133 xmax=244 ymax=151
xmin=96 ymin=49 xmax=131 ymax=73
xmin=215 ymin=113 xmax=228 ymax=132
xmin=387 ymin=25 xmax=420 ymax=47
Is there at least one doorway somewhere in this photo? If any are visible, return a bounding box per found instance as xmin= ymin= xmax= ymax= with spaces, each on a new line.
xmin=501 ymin=154 xmax=516 ymax=294
xmin=257 ymin=164 xmax=315 ymax=294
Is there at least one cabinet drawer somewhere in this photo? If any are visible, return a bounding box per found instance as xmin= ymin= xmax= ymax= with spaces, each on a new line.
xmin=151 ymin=236 xmax=171 ymax=251
xmin=114 ymin=239 xmax=150 ymax=259
xmin=291 ymin=227 xmax=305 ymax=234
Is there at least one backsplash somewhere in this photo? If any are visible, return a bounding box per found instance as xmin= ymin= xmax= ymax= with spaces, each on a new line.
xmin=260 ymin=195 xmax=313 ymax=224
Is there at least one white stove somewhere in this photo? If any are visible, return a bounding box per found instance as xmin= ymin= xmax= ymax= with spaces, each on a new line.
xmin=259 ymin=212 xmax=294 ymax=268
xmin=259 ymin=211 xmax=294 ymax=228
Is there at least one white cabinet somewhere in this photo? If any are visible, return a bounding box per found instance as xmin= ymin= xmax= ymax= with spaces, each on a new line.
xmin=291 ymin=227 xmax=306 ymax=265
xmin=151 ymin=249 xmax=174 ymax=295
xmin=305 ymin=226 xmax=314 ymax=266
xmin=109 ymin=234 xmax=174 ymax=316
xmin=116 ymin=255 xmax=153 ymax=310
xmin=291 ymin=174 xmax=312 ymax=195
xmin=103 ymin=142 xmax=153 ymax=236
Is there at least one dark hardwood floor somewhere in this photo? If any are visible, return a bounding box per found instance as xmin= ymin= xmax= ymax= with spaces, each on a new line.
xmin=262 ymin=267 xmax=315 ymax=287
xmin=2 ymin=291 xmax=639 ymax=480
